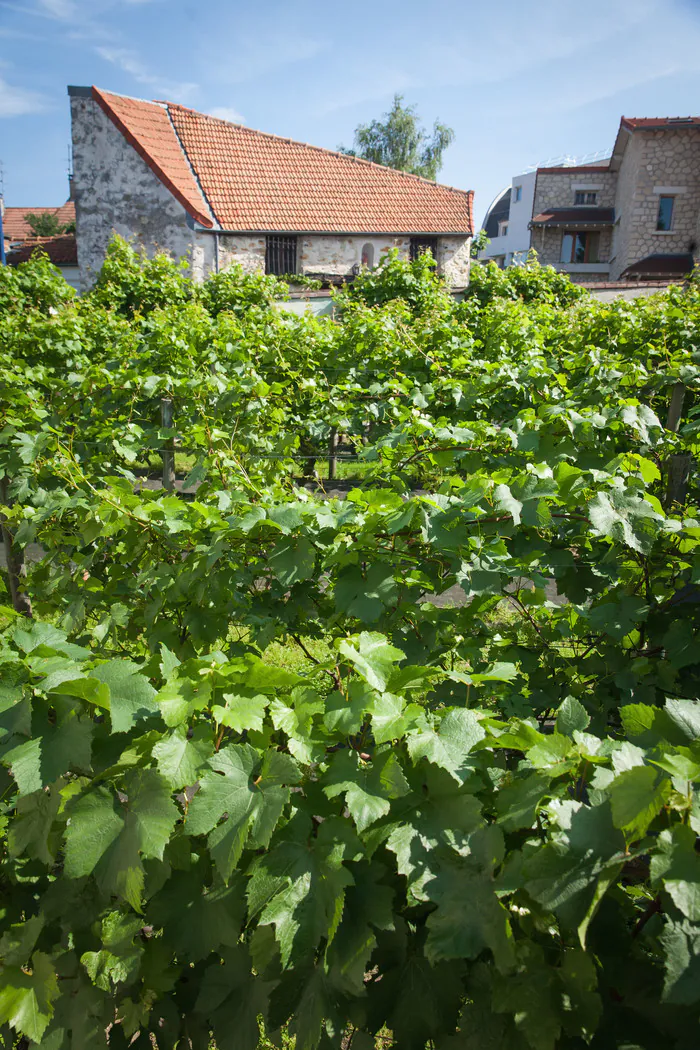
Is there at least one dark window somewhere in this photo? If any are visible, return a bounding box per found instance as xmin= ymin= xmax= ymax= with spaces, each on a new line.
xmin=560 ymin=231 xmax=600 ymax=264
xmin=410 ymin=236 xmax=438 ymax=261
xmin=265 ymin=235 xmax=297 ymax=275
xmin=513 ymin=185 xmax=522 ymax=202
xmin=656 ymin=196 xmax=674 ymax=231
xmin=574 ymin=190 xmax=597 ymax=205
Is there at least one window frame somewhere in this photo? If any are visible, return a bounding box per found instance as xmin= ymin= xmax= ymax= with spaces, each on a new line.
xmin=656 ymin=195 xmax=675 ymax=232
xmin=513 ymin=185 xmax=522 ymax=203
xmin=560 ymin=229 xmax=600 ymax=264
xmin=265 ymin=235 xmax=298 ymax=276
xmin=409 ymin=236 xmax=438 ymax=261
xmin=498 ymin=221 xmax=509 ymax=238
xmin=574 ymin=190 xmax=597 ymax=206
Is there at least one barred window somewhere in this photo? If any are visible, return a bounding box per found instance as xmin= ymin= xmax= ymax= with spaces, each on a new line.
xmin=409 ymin=236 xmax=438 ymax=261
xmin=265 ymin=235 xmax=297 ymax=275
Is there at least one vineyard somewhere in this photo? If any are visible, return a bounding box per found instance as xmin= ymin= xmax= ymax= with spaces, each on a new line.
xmin=0 ymin=240 xmax=699 ymax=1050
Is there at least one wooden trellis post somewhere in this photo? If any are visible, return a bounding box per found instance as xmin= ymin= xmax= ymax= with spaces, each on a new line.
xmin=161 ymin=398 xmax=176 ymax=492
xmin=664 ymin=382 xmax=693 ymax=509
xmin=328 ymin=427 xmax=338 ymax=482
xmin=0 ymin=478 xmax=32 ymax=618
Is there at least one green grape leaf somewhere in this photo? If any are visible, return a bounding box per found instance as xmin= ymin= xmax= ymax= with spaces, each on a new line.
xmin=609 ymin=765 xmax=671 ymax=839
xmin=407 ymin=709 xmax=486 ymax=782
xmin=89 ymin=660 xmax=159 ymax=733
xmin=323 ymin=748 xmax=410 ymax=832
xmin=269 ymin=537 xmax=315 ymax=586
xmin=0 ymin=952 xmax=58 ymax=1043
xmin=187 ymin=745 xmax=299 ymax=882
xmin=152 ymin=725 xmax=214 ymax=789
xmin=337 ymin=632 xmax=405 ymax=692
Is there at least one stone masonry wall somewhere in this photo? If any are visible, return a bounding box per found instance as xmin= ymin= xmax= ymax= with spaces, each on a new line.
xmin=532 ymin=169 xmax=618 ymax=215
xmin=531 ymin=226 xmax=613 ymax=268
xmin=299 ymin=235 xmax=408 ymax=274
xmin=440 ymin=236 xmax=472 ymax=285
xmin=70 ymin=94 xmax=214 ymax=288
xmin=610 ymin=128 xmax=700 ymax=280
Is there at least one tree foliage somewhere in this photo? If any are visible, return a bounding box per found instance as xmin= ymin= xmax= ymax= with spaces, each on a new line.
xmin=338 ymin=94 xmax=454 ymax=180
xmin=23 ymin=212 xmax=74 ymax=238
xmin=0 ymin=240 xmax=699 ymax=1050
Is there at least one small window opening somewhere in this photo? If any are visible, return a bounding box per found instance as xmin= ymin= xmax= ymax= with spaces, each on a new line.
xmin=410 ymin=236 xmax=438 ymax=261
xmin=361 ymin=243 xmax=374 ymax=268
xmin=574 ymin=191 xmax=597 ymax=205
xmin=656 ymin=196 xmax=674 ymax=231
xmin=265 ymin=235 xmax=297 ymax=275
xmin=513 ymin=185 xmax=522 ymax=202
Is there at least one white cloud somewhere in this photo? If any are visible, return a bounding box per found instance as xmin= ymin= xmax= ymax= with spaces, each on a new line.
xmin=209 ymin=106 xmax=245 ymax=123
xmin=95 ymin=45 xmax=198 ymax=101
xmin=35 ymin=0 xmax=77 ymax=17
xmin=0 ymin=76 xmax=49 ymax=116
xmin=210 ymin=30 xmax=328 ymax=85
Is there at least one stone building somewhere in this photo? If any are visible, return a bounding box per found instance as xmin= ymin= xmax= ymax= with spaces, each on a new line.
xmin=529 ymin=116 xmax=700 ymax=283
xmin=68 ymin=86 xmax=473 ymax=290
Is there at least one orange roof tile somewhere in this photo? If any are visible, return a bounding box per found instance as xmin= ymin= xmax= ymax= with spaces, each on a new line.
xmin=92 ymin=87 xmax=473 ymax=235
xmin=92 ymin=87 xmax=214 ymax=229
xmin=3 ymin=201 xmax=75 ymax=243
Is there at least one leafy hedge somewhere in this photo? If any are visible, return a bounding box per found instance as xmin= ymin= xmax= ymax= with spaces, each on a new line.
xmin=0 ymin=242 xmax=699 ymax=1050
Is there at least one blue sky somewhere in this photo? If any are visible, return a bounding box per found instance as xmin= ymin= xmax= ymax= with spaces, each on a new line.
xmin=2 ymin=0 xmax=700 ymax=225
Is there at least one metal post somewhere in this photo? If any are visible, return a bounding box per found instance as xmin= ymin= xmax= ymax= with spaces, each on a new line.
xmin=161 ymin=399 xmax=176 ymax=492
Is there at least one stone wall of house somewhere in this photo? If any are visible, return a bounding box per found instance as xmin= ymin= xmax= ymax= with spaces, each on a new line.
xmin=216 ymin=235 xmax=267 ymax=274
xmin=532 ymin=169 xmax=618 ymax=214
xmin=439 ymin=236 xmax=472 ymax=285
xmin=530 ymin=226 xmax=613 ymax=269
xmin=298 ymin=235 xmax=407 ymax=274
xmin=216 ymin=233 xmax=471 ymax=284
xmin=611 ymin=128 xmax=700 ymax=280
xmin=70 ymin=92 xmax=214 ymax=287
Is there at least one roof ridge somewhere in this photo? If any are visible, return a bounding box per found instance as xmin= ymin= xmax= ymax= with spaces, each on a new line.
xmin=161 ymin=99 xmax=473 ymax=199
xmin=162 ymin=105 xmax=217 ymax=227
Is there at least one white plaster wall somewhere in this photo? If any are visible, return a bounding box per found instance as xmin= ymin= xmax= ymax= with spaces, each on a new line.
xmin=70 ymin=95 xmax=212 ymax=287
xmin=481 ymin=170 xmax=537 ymax=265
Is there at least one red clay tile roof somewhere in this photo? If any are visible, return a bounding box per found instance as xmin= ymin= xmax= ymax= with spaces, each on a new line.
xmin=92 ymin=87 xmax=214 ymax=229
xmin=621 ymin=116 xmax=700 ymax=131
xmin=92 ymin=87 xmax=473 ymax=235
xmin=3 ymin=202 xmax=75 ymax=243
xmin=7 ymin=234 xmax=78 ymax=266
xmin=530 ymin=207 xmax=615 ymax=226
xmin=620 ymin=253 xmax=695 ymax=279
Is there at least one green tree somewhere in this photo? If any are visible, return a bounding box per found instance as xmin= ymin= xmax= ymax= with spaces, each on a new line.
xmin=339 ymin=94 xmax=454 ymax=180
xmin=24 ymin=212 xmax=70 ymax=238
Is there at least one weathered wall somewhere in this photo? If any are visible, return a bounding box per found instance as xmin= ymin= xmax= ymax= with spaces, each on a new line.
xmin=216 ymin=235 xmax=267 ymax=274
xmin=611 ymin=128 xmax=700 ymax=279
xmin=439 ymin=236 xmax=471 ymax=285
xmin=299 ymin=235 xmax=407 ymax=274
xmin=70 ymin=93 xmax=213 ymax=287
xmin=532 ymin=169 xmax=618 ymax=214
